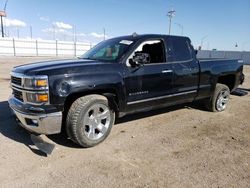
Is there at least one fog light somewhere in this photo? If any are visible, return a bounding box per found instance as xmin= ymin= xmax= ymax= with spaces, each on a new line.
xmin=31 ymin=119 xmax=38 ymax=124
xmin=25 ymin=118 xmax=39 ymax=126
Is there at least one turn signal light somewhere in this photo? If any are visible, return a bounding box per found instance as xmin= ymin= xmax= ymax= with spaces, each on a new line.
xmin=36 ymin=80 xmax=47 ymax=87
xmin=37 ymin=94 xmax=48 ymax=102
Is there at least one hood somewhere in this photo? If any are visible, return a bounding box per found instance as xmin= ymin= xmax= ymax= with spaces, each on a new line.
xmin=12 ymin=58 xmax=105 ymax=75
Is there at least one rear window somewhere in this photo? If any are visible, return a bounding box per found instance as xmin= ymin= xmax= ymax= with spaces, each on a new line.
xmin=167 ymin=37 xmax=192 ymax=62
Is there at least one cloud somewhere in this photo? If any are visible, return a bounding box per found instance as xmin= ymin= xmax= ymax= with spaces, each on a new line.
xmin=53 ymin=22 xmax=73 ymax=30
xmin=4 ymin=18 xmax=26 ymax=27
xmin=39 ymin=16 xmax=50 ymax=22
xmin=42 ymin=28 xmax=85 ymax=37
xmin=89 ymin=32 xmax=105 ymax=38
xmin=42 ymin=26 xmax=111 ymax=43
xmin=77 ymin=33 xmax=86 ymax=37
xmin=42 ymin=28 xmax=67 ymax=34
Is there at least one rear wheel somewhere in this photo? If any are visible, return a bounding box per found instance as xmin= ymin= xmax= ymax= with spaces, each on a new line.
xmin=66 ymin=94 xmax=115 ymax=147
xmin=205 ymin=83 xmax=230 ymax=112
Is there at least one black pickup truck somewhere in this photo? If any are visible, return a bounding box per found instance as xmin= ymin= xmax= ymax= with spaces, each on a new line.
xmin=9 ymin=34 xmax=244 ymax=147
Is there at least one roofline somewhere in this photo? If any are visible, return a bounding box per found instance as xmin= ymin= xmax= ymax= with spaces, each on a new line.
xmin=108 ymin=33 xmax=189 ymax=40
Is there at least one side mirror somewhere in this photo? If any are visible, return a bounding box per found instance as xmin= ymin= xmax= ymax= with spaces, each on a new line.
xmin=129 ymin=52 xmax=150 ymax=67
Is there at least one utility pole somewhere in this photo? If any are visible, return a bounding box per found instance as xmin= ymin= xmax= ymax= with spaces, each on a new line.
xmin=0 ymin=0 xmax=8 ymax=37
xmin=167 ymin=9 xmax=175 ymax=35
xmin=0 ymin=11 xmax=6 ymax=37
xmin=0 ymin=15 xmax=4 ymax=37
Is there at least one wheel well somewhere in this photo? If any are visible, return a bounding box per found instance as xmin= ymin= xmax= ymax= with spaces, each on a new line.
xmin=63 ymin=90 xmax=119 ymax=115
xmin=217 ymin=75 xmax=236 ymax=91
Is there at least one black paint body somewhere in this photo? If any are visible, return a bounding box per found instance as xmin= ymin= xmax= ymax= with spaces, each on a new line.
xmin=11 ymin=34 xmax=244 ymax=117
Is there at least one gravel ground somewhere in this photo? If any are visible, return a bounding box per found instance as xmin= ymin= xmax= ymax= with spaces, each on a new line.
xmin=0 ymin=57 xmax=249 ymax=188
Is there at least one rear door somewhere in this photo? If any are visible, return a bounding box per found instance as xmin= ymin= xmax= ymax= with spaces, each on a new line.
xmin=167 ymin=37 xmax=199 ymax=102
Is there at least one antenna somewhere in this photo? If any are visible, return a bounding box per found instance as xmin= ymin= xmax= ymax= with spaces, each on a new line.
xmin=0 ymin=0 xmax=8 ymax=37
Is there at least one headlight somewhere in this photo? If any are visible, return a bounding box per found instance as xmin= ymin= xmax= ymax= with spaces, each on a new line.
xmin=26 ymin=93 xmax=49 ymax=103
xmin=23 ymin=75 xmax=49 ymax=104
xmin=23 ymin=76 xmax=48 ymax=89
xmin=11 ymin=73 xmax=50 ymax=105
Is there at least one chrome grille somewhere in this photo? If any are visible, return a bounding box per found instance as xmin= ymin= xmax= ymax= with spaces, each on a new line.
xmin=13 ymin=89 xmax=23 ymax=102
xmin=11 ymin=76 xmax=22 ymax=86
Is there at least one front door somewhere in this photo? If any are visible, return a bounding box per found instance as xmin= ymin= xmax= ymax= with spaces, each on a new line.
xmin=124 ymin=39 xmax=174 ymax=111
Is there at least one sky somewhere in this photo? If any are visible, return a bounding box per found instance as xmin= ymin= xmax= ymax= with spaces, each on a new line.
xmin=1 ymin=0 xmax=250 ymax=51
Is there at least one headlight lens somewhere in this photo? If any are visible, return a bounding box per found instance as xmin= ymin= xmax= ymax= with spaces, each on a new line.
xmin=24 ymin=76 xmax=48 ymax=89
xmin=26 ymin=93 xmax=49 ymax=103
xmin=23 ymin=75 xmax=49 ymax=104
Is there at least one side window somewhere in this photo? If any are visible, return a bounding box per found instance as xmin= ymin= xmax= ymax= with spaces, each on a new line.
xmin=168 ymin=38 xmax=192 ymax=62
xmin=128 ymin=39 xmax=166 ymax=65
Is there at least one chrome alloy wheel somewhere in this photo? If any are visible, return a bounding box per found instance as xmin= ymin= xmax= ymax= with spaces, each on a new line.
xmin=216 ymin=89 xmax=230 ymax=111
xmin=83 ymin=103 xmax=111 ymax=140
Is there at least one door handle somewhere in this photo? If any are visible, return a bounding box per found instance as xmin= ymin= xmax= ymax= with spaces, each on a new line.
xmin=162 ymin=70 xmax=173 ymax=74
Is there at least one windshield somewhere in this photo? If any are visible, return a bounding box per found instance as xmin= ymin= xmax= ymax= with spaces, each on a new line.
xmin=81 ymin=38 xmax=134 ymax=62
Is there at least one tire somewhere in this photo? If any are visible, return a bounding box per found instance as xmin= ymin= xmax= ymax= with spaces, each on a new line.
xmin=66 ymin=94 xmax=115 ymax=147
xmin=205 ymin=83 xmax=230 ymax=112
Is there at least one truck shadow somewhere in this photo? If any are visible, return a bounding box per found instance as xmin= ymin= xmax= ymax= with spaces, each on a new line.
xmin=49 ymin=102 xmax=210 ymax=147
xmin=231 ymin=88 xmax=249 ymax=96
xmin=48 ymin=104 xmax=192 ymax=147
xmin=47 ymin=131 xmax=82 ymax=149
xmin=0 ymin=100 xmax=208 ymax=150
xmin=238 ymin=87 xmax=250 ymax=92
xmin=116 ymin=102 xmax=208 ymax=124
xmin=0 ymin=101 xmax=47 ymax=156
xmin=117 ymin=104 xmax=185 ymax=124
xmin=3 ymin=95 xmax=245 ymax=150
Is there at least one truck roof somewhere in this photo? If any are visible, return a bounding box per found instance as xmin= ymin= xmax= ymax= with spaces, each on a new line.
xmin=110 ymin=34 xmax=190 ymax=41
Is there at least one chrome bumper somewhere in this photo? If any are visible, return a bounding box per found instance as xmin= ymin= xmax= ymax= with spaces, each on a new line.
xmin=9 ymin=106 xmax=62 ymax=135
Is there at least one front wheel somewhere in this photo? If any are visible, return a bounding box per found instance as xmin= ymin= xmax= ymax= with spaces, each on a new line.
xmin=205 ymin=83 xmax=230 ymax=112
xmin=66 ymin=94 xmax=115 ymax=147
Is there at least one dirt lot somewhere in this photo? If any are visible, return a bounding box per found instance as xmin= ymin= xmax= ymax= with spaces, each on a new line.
xmin=0 ymin=57 xmax=249 ymax=188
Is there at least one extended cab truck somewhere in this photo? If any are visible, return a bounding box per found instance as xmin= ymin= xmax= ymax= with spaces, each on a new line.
xmin=9 ymin=34 xmax=245 ymax=147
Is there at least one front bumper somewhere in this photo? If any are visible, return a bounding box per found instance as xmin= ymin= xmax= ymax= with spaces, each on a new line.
xmin=8 ymin=97 xmax=62 ymax=135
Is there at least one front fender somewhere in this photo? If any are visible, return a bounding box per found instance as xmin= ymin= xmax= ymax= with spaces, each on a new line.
xmin=49 ymin=72 xmax=126 ymax=112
